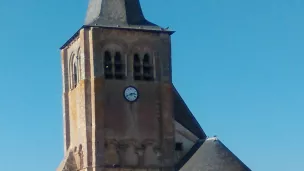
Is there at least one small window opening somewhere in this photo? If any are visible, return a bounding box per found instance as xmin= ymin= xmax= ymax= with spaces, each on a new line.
xmin=104 ymin=51 xmax=113 ymax=79
xmin=143 ymin=54 xmax=150 ymax=66
xmin=175 ymin=142 xmax=183 ymax=151
xmin=133 ymin=54 xmax=141 ymax=80
xmin=143 ymin=54 xmax=153 ymax=81
xmin=114 ymin=52 xmax=124 ymax=80
xmin=73 ymin=63 xmax=77 ymax=88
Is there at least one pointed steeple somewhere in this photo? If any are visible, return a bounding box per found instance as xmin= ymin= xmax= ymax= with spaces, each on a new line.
xmin=84 ymin=0 xmax=162 ymax=30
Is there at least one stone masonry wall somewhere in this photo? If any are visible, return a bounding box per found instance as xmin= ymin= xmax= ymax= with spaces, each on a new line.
xmin=59 ymin=27 xmax=175 ymax=171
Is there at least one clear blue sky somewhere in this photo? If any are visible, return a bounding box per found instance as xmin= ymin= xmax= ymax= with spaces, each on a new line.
xmin=0 ymin=0 xmax=303 ymax=170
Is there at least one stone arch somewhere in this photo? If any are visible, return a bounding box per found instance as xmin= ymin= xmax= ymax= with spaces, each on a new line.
xmin=76 ymin=48 xmax=82 ymax=81
xmin=68 ymin=53 xmax=73 ymax=89
xmin=68 ymin=53 xmax=79 ymax=89
xmin=129 ymin=39 xmax=156 ymax=81
xmin=129 ymin=39 xmax=156 ymax=61
xmin=96 ymin=39 xmax=128 ymax=78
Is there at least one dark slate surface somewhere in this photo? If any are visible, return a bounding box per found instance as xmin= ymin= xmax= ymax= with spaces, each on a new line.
xmin=175 ymin=139 xmax=205 ymax=170
xmin=84 ymin=0 xmax=163 ymax=30
xmin=61 ymin=0 xmax=174 ymax=50
xmin=178 ymin=138 xmax=251 ymax=171
xmin=173 ymin=85 xmax=207 ymax=139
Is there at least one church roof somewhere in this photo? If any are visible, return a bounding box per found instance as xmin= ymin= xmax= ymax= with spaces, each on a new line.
xmin=84 ymin=0 xmax=166 ymax=31
xmin=173 ymin=86 xmax=251 ymax=170
xmin=176 ymin=138 xmax=251 ymax=171
xmin=173 ymin=85 xmax=207 ymax=139
xmin=60 ymin=0 xmax=173 ymax=50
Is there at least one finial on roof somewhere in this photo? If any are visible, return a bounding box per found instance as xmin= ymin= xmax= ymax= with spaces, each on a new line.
xmin=84 ymin=0 xmax=161 ymax=30
xmin=207 ymin=136 xmax=219 ymax=142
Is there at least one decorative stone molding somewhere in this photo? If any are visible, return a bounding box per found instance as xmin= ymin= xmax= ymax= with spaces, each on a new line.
xmin=142 ymin=139 xmax=155 ymax=146
xmin=142 ymin=139 xmax=161 ymax=166
xmin=73 ymin=146 xmax=80 ymax=169
xmin=99 ymin=38 xmax=128 ymax=53
xmin=57 ymin=147 xmax=77 ymax=171
xmin=99 ymin=139 xmax=164 ymax=167
xmin=71 ymin=144 xmax=84 ymax=170
xmin=129 ymin=39 xmax=156 ymax=59
xmin=104 ymin=139 xmax=120 ymax=165
xmin=94 ymin=39 xmax=128 ymax=78
xmin=78 ymin=144 xmax=84 ymax=169
xmin=118 ymin=139 xmax=139 ymax=166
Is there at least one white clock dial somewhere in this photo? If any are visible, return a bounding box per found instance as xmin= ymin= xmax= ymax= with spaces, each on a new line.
xmin=124 ymin=86 xmax=138 ymax=102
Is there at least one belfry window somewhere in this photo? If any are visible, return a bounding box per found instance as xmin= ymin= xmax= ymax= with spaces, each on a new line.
xmin=143 ymin=54 xmax=153 ymax=81
xmin=103 ymin=50 xmax=125 ymax=80
xmin=133 ymin=54 xmax=141 ymax=80
xmin=114 ymin=52 xmax=124 ymax=80
xmin=133 ymin=53 xmax=154 ymax=81
xmin=104 ymin=51 xmax=113 ymax=79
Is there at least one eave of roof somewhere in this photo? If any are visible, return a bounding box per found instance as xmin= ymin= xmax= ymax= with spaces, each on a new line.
xmin=59 ymin=25 xmax=174 ymax=50
xmin=173 ymin=85 xmax=207 ymax=139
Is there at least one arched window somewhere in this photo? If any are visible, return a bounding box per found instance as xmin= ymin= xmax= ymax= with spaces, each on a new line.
xmin=69 ymin=54 xmax=79 ymax=89
xmin=114 ymin=52 xmax=124 ymax=80
xmin=73 ymin=62 xmax=78 ymax=87
xmin=133 ymin=54 xmax=141 ymax=80
xmin=143 ymin=54 xmax=149 ymax=65
xmin=143 ymin=54 xmax=153 ymax=81
xmin=104 ymin=51 xmax=113 ymax=79
xmin=76 ymin=49 xmax=81 ymax=82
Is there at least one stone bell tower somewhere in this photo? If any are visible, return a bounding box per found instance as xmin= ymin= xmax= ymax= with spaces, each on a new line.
xmin=57 ymin=0 xmax=175 ymax=170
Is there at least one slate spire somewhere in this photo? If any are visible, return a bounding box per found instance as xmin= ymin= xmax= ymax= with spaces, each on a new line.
xmin=84 ymin=0 xmax=161 ymax=29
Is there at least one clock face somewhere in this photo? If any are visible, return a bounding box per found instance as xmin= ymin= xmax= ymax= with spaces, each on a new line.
xmin=124 ymin=86 xmax=139 ymax=102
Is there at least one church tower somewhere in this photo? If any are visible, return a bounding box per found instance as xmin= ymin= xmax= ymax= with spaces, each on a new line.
xmin=58 ymin=0 xmax=252 ymax=171
xmin=58 ymin=0 xmax=175 ymax=170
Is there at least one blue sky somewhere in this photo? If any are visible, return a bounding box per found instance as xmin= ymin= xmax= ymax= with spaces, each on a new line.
xmin=0 ymin=0 xmax=303 ymax=170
